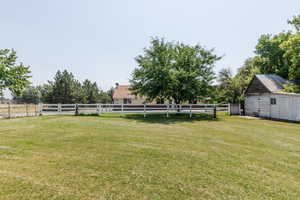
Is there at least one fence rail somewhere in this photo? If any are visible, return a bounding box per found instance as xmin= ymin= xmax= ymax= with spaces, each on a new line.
xmin=42 ymin=103 xmax=230 ymax=118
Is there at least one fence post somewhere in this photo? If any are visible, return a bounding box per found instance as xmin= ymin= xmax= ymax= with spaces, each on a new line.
xmin=144 ymin=104 xmax=146 ymax=118
xmin=26 ymin=104 xmax=29 ymax=117
xmin=75 ymin=104 xmax=79 ymax=116
xmin=213 ymin=106 xmax=217 ymax=119
xmin=121 ymin=104 xmax=124 ymax=113
xmin=228 ymin=103 xmax=231 ymax=116
xmin=35 ymin=104 xmax=37 ymax=116
xmin=166 ymin=104 xmax=169 ymax=118
xmin=8 ymin=103 xmax=11 ymax=119
xmin=189 ymin=105 xmax=192 ymax=118
xmin=39 ymin=104 xmax=43 ymax=116
xmin=97 ymin=104 xmax=101 ymax=115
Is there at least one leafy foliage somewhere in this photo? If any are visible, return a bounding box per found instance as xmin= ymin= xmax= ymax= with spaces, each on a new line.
xmin=130 ymin=38 xmax=221 ymax=104
xmin=282 ymin=83 xmax=300 ymax=93
xmin=280 ymin=34 xmax=300 ymax=80
xmin=215 ymin=58 xmax=260 ymax=103
xmin=288 ymin=14 xmax=300 ymax=32
xmin=254 ymin=32 xmax=291 ymax=79
xmin=12 ymin=86 xmax=42 ymax=104
xmin=0 ymin=49 xmax=31 ymax=95
xmin=216 ymin=68 xmax=240 ymax=103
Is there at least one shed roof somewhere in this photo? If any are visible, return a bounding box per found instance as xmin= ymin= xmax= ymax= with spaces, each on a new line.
xmin=255 ymin=74 xmax=288 ymax=92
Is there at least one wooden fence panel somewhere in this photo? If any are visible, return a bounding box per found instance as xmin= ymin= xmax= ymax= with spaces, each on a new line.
xmin=0 ymin=104 xmax=40 ymax=119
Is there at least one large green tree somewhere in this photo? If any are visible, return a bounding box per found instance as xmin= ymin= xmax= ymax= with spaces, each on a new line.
xmin=280 ymin=34 xmax=300 ymax=80
xmin=130 ymin=38 xmax=221 ymax=104
xmin=0 ymin=49 xmax=31 ymax=96
xmin=254 ymin=32 xmax=291 ymax=79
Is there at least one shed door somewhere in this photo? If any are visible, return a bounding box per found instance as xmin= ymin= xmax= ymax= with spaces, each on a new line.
xmin=278 ymin=96 xmax=290 ymax=120
xmin=258 ymin=96 xmax=270 ymax=117
xmin=270 ymin=96 xmax=279 ymax=119
xmin=294 ymin=97 xmax=300 ymax=121
xmin=245 ymin=96 xmax=258 ymax=116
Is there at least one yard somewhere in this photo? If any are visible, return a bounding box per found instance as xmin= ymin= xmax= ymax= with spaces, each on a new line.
xmin=0 ymin=114 xmax=300 ymax=200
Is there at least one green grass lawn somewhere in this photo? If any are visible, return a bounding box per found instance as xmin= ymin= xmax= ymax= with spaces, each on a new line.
xmin=1 ymin=114 xmax=300 ymax=200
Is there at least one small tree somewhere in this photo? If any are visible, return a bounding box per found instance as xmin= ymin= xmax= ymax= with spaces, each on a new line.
xmin=0 ymin=49 xmax=31 ymax=96
xmin=45 ymin=70 xmax=80 ymax=104
xmin=13 ymin=86 xmax=42 ymax=104
xmin=82 ymin=79 xmax=101 ymax=104
xmin=130 ymin=38 xmax=221 ymax=104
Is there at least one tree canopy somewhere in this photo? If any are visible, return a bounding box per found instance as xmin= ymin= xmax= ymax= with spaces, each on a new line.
xmin=130 ymin=38 xmax=221 ymax=104
xmin=0 ymin=49 xmax=31 ymax=96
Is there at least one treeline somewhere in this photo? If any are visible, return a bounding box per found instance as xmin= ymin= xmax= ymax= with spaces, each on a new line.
xmin=214 ymin=14 xmax=300 ymax=103
xmin=13 ymin=70 xmax=113 ymax=104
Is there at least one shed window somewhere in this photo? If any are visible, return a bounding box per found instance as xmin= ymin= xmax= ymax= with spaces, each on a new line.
xmin=270 ymin=98 xmax=276 ymax=105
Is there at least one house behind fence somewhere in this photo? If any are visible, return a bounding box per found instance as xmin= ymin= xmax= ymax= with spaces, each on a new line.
xmin=113 ymin=84 xmax=146 ymax=104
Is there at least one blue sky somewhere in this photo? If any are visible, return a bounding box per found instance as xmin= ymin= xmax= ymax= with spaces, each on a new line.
xmin=1 ymin=0 xmax=300 ymax=92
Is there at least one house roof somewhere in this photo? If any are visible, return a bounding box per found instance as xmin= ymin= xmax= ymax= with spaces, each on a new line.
xmin=113 ymin=85 xmax=136 ymax=99
xmin=255 ymin=74 xmax=288 ymax=92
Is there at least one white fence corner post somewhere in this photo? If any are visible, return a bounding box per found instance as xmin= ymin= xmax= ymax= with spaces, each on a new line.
xmin=144 ymin=104 xmax=146 ymax=118
xmin=189 ymin=105 xmax=192 ymax=118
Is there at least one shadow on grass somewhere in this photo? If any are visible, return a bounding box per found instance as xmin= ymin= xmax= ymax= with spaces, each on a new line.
xmin=99 ymin=113 xmax=221 ymax=124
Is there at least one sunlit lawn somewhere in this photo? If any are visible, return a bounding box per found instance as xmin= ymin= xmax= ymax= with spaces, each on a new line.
xmin=1 ymin=113 xmax=300 ymax=200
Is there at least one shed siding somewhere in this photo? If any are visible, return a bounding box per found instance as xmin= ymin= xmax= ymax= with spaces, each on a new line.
xmin=245 ymin=93 xmax=300 ymax=122
xmin=245 ymin=95 xmax=270 ymax=117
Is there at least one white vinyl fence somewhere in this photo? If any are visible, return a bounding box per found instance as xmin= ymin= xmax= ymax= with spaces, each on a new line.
xmin=0 ymin=103 xmax=229 ymax=119
xmin=41 ymin=104 xmax=229 ymax=118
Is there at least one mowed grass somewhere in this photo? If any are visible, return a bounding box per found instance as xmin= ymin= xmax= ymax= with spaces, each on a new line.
xmin=1 ymin=114 xmax=300 ymax=200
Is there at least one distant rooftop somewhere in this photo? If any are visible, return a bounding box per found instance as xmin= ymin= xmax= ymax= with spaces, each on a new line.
xmin=113 ymin=85 xmax=136 ymax=99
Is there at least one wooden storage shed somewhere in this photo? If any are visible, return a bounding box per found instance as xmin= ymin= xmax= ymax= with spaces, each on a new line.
xmin=245 ymin=74 xmax=300 ymax=122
